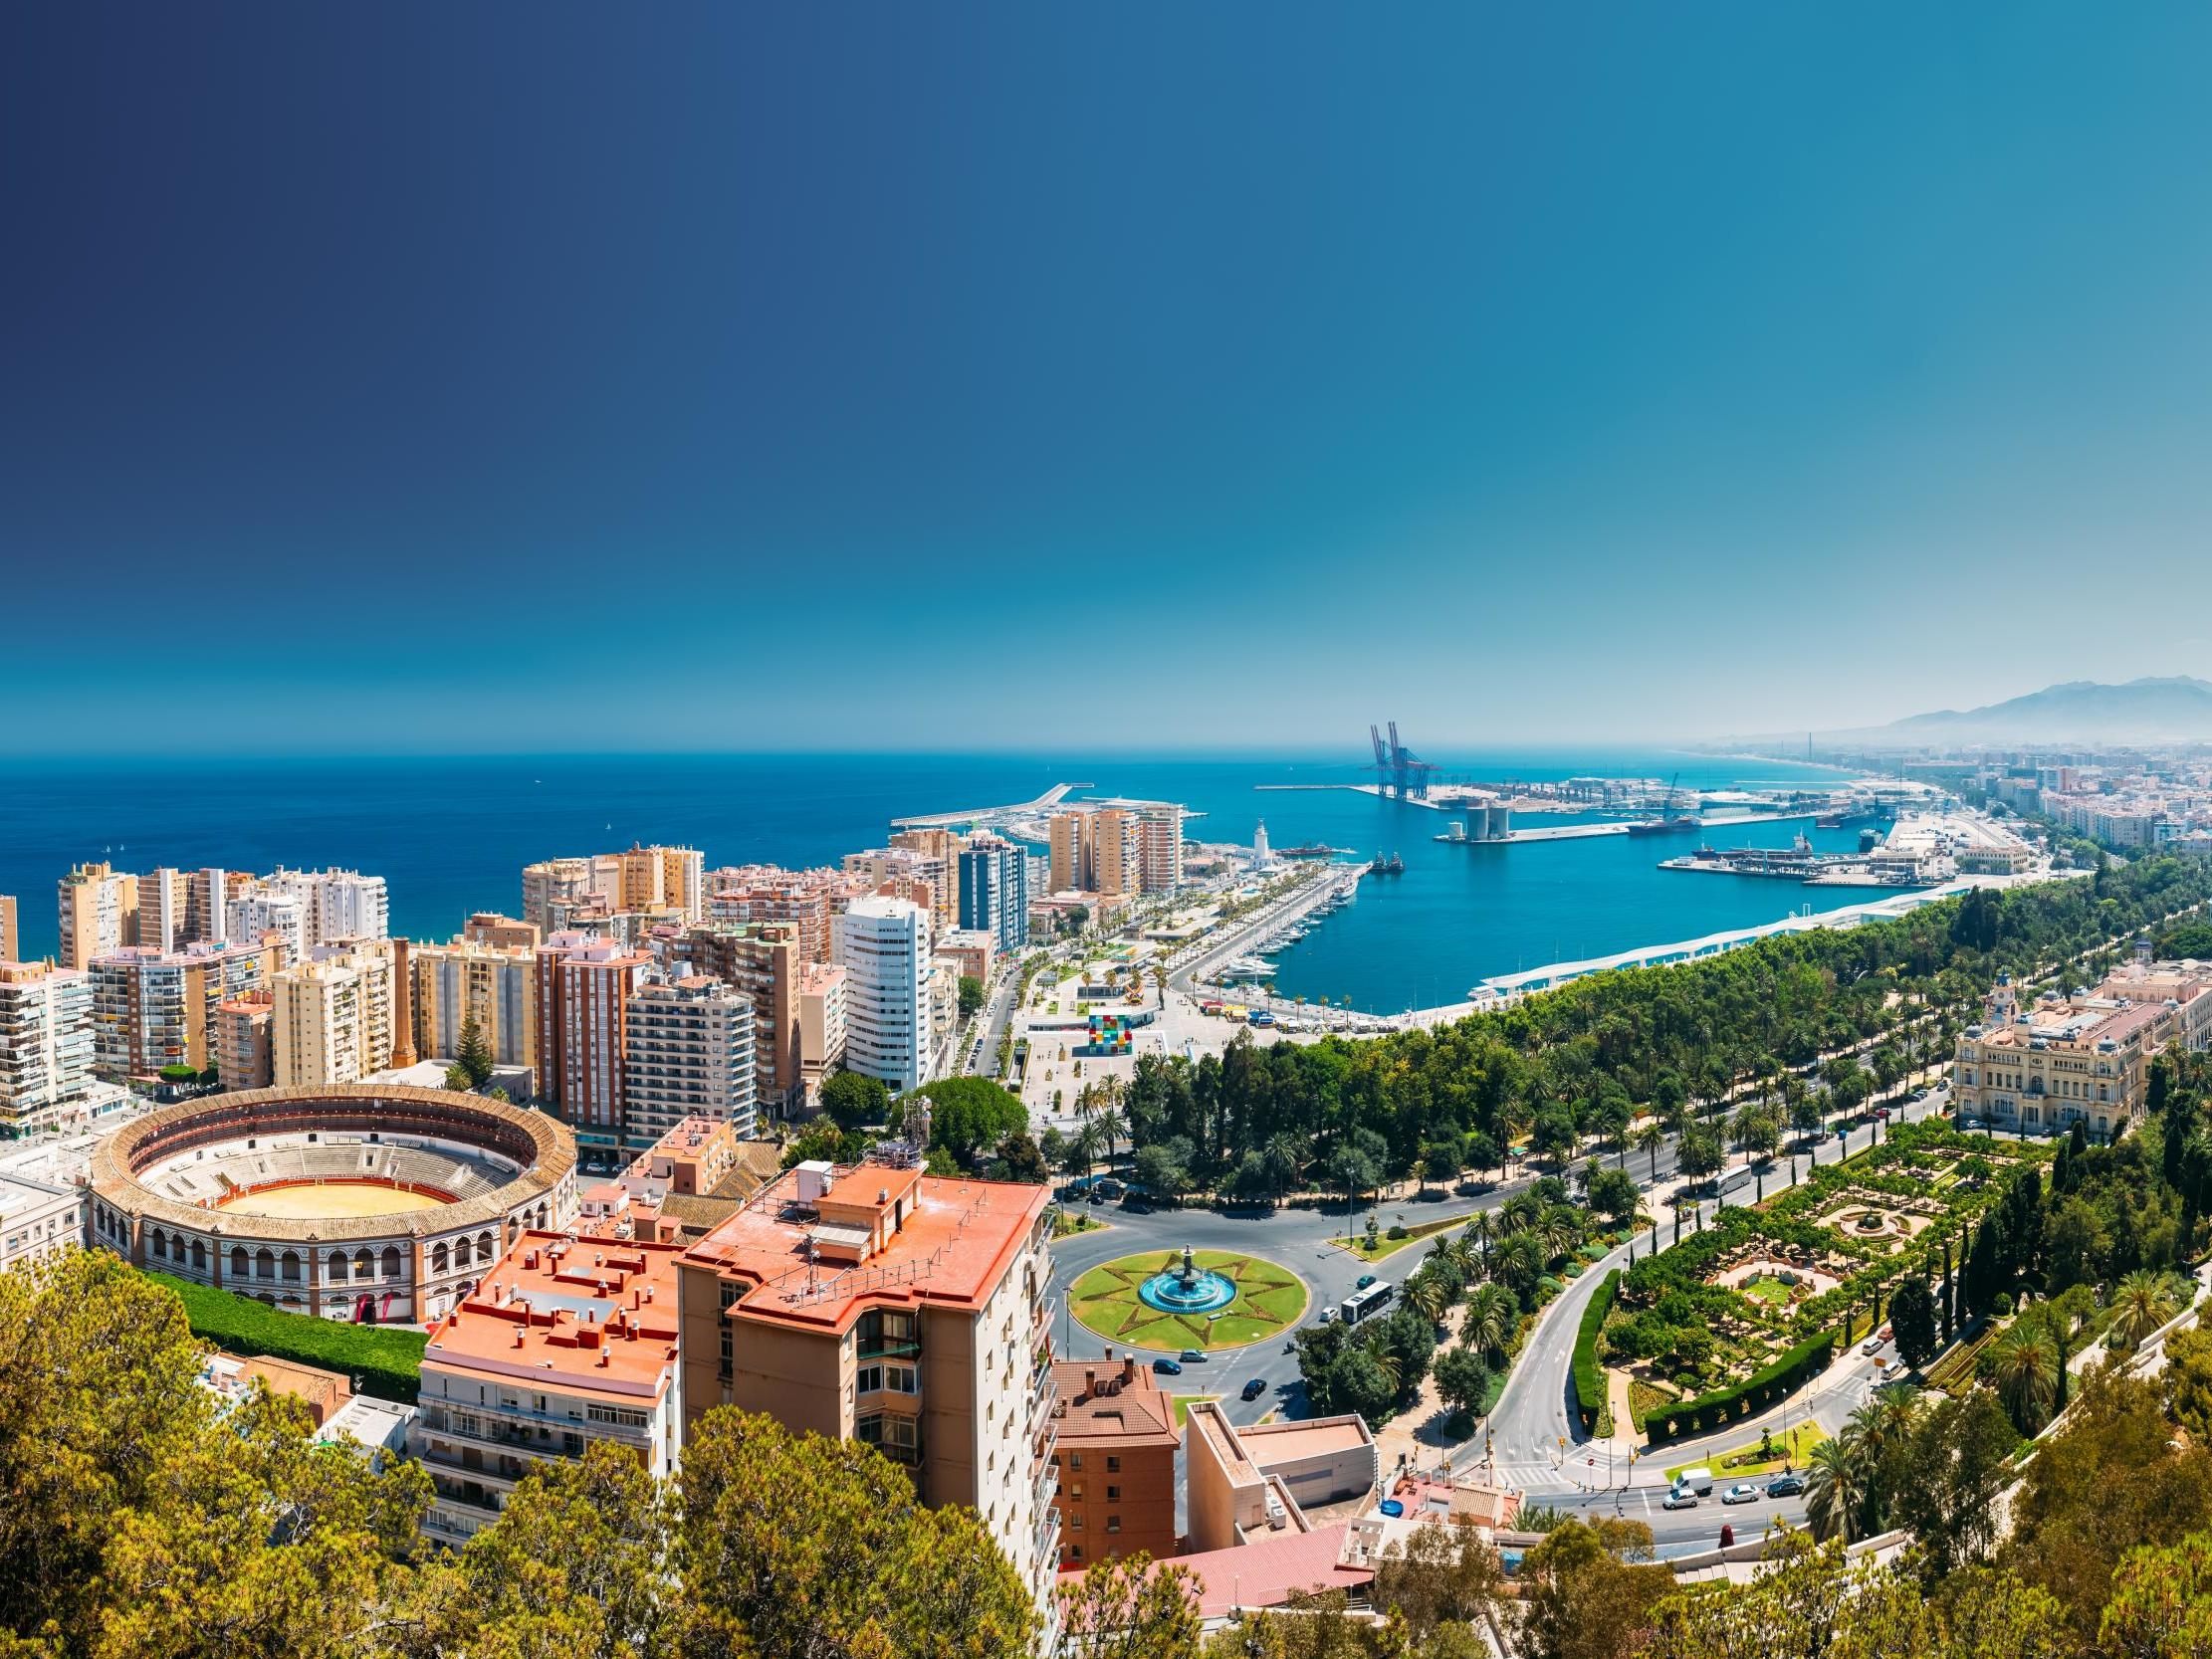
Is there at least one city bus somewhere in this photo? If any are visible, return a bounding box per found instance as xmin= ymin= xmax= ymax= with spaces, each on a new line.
xmin=1340 ymin=1281 xmax=1395 ymax=1324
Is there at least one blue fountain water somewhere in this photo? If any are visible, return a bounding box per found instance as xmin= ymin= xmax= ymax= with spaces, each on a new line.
xmin=1138 ymin=1248 xmax=1236 ymax=1315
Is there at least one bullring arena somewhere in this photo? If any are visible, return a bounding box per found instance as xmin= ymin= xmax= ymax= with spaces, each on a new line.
xmin=88 ymin=1084 xmax=578 ymax=1327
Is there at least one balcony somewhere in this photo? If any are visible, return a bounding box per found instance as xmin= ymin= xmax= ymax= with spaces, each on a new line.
xmin=1029 ymin=1504 xmax=1062 ymax=1576
xmin=1027 ymin=1357 xmax=1057 ymax=1431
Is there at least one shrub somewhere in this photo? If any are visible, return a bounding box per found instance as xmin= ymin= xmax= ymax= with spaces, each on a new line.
xmin=1572 ymin=1271 xmax=1620 ymax=1434
xmin=145 ymin=1271 xmax=427 ymax=1402
xmin=1645 ymin=1329 xmax=1837 ymax=1444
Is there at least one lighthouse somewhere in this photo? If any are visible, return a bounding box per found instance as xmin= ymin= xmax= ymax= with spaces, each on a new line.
xmin=1252 ymin=819 xmax=1274 ymax=869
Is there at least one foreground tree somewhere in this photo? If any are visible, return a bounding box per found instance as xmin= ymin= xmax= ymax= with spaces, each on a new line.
xmin=1057 ymin=1552 xmax=1201 ymax=1659
xmin=1515 ymin=1518 xmax=1674 ymax=1659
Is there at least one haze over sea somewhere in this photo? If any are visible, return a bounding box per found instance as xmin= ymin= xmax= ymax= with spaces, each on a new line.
xmin=0 ymin=749 xmax=1863 ymax=1013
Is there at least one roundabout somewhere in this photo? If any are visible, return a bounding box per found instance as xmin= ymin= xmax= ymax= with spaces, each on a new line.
xmin=1068 ymin=1246 xmax=1306 ymax=1351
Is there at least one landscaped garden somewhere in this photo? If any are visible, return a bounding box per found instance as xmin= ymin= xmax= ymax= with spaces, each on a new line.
xmin=1068 ymin=1248 xmax=1307 ymax=1351
xmin=1593 ymin=1121 xmax=2054 ymax=1442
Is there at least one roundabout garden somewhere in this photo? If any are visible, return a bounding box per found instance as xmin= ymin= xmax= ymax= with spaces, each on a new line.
xmin=1068 ymin=1247 xmax=1307 ymax=1351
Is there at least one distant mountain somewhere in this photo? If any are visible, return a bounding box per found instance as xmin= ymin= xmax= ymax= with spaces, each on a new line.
xmin=1833 ymin=677 xmax=2212 ymax=746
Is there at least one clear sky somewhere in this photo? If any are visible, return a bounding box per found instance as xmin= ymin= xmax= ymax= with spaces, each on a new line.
xmin=7 ymin=4 xmax=2212 ymax=754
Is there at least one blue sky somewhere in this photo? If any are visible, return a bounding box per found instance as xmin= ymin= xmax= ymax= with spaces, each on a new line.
xmin=6 ymin=4 xmax=2212 ymax=753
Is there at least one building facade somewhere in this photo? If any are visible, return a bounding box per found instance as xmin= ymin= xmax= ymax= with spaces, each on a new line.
xmin=272 ymin=946 xmax=396 ymax=1089
xmin=832 ymin=898 xmax=930 ymax=1096
xmin=91 ymin=939 xmax=275 ymax=1079
xmin=796 ymin=962 xmax=847 ymax=1105
xmin=0 ymin=961 xmax=95 ymax=1135
xmin=534 ymin=931 xmax=654 ymax=1159
xmin=412 ymin=938 xmax=540 ymax=1073
xmin=1047 ymin=1354 xmax=1180 ymax=1568
xmin=60 ymin=862 xmax=138 ymax=970
xmin=958 ymin=836 xmax=1030 ymax=954
xmin=623 ymin=975 xmax=758 ymax=1142
xmin=1950 ymin=972 xmax=2192 ymax=1138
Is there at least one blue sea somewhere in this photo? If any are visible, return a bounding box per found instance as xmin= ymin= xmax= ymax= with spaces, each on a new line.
xmin=0 ymin=748 xmax=1867 ymax=1012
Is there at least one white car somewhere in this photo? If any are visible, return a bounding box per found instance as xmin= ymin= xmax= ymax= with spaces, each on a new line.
xmin=1661 ymin=1488 xmax=1699 ymax=1511
xmin=1861 ymin=1334 xmax=1886 ymax=1355
xmin=1721 ymin=1483 xmax=1760 ymax=1506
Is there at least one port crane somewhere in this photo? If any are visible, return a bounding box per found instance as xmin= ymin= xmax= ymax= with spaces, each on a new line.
xmin=1367 ymin=721 xmax=1439 ymax=799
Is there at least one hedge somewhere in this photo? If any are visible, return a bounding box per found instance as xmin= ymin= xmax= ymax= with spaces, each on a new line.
xmin=1572 ymin=1270 xmax=1620 ymax=1434
xmin=1643 ymin=1329 xmax=1837 ymax=1445
xmin=145 ymin=1270 xmax=427 ymax=1402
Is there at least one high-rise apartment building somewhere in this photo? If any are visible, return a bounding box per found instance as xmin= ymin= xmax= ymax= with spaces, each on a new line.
xmin=0 ymin=895 xmax=16 ymax=963
xmin=186 ymin=868 xmax=233 ymax=945
xmin=412 ymin=937 xmax=539 ymax=1074
xmin=91 ymin=939 xmax=274 ymax=1078
xmin=0 ymin=961 xmax=95 ymax=1134
xmin=534 ymin=931 xmax=654 ymax=1158
xmin=138 ymin=869 xmax=188 ymax=953
xmin=675 ymin=1161 xmax=1060 ymax=1626
xmin=651 ymin=923 xmax=801 ymax=1119
xmin=958 ymin=836 xmax=1029 ymax=954
xmin=226 ymin=888 xmax=308 ymax=962
xmin=59 ymin=863 xmax=138 ymax=970
xmin=462 ymin=913 xmax=542 ymax=950
xmin=1130 ymin=801 xmax=1185 ymax=894
xmin=889 ymin=829 xmax=961 ymax=930
xmin=412 ymin=1233 xmax=687 ymax=1545
xmin=1046 ymin=809 xmax=1139 ymax=897
xmin=271 ymin=945 xmax=395 ymax=1089
xmin=704 ymin=869 xmax=839 ymax=964
xmin=796 ymin=962 xmax=847 ymax=1104
xmin=623 ymin=976 xmax=758 ymax=1142
xmin=214 ymin=988 xmax=275 ymax=1092
xmin=523 ymin=848 xmax=704 ymax=932
xmin=521 ymin=858 xmax=595 ymax=933
xmin=832 ymin=897 xmax=930 ymax=1096
xmin=262 ymin=868 xmax=389 ymax=945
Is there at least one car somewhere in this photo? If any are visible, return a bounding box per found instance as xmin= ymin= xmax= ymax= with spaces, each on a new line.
xmin=1722 ymin=1483 xmax=1760 ymax=1505
xmin=1661 ymin=1489 xmax=1699 ymax=1511
xmin=1356 ymin=1274 xmax=1377 ymax=1290
xmin=1874 ymin=1107 xmax=1891 ymax=1121
xmin=1152 ymin=1358 xmax=1183 ymax=1375
xmin=1879 ymin=1323 xmax=1893 ymax=1342
xmin=1766 ymin=1473 xmax=1806 ymax=1498
xmin=1240 ymin=1378 xmax=1267 ymax=1401
xmin=1861 ymin=1334 xmax=1886 ymax=1355
xmin=1180 ymin=1349 xmax=1208 ymax=1363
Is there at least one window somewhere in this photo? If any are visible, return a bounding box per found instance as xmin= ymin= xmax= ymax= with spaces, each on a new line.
xmin=1106 ymin=1517 xmax=1121 ymax=1535
xmin=857 ymin=1362 xmax=918 ymax=1396
xmin=1069 ymin=1453 xmax=1083 ymax=1471
xmin=1106 ymin=1486 xmax=1121 ymax=1502
xmin=1068 ymin=1513 xmax=1083 ymax=1531
xmin=1105 ymin=1456 xmax=1121 ymax=1473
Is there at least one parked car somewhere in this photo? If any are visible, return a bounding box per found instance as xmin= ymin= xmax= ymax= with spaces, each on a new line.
xmin=1766 ymin=1473 xmax=1806 ymax=1498
xmin=1180 ymin=1349 xmax=1208 ymax=1363
xmin=1861 ymin=1333 xmax=1886 ymax=1355
xmin=1722 ymin=1483 xmax=1760 ymax=1506
xmin=1662 ymin=1489 xmax=1700 ymax=1511
xmin=1240 ymin=1377 xmax=1267 ymax=1401
xmin=1874 ymin=1107 xmax=1891 ymax=1121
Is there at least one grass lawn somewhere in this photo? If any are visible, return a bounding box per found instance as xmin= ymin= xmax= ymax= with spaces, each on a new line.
xmin=1332 ymin=1213 xmax=1468 ymax=1262
xmin=1666 ymin=1423 xmax=1825 ymax=1483
xmin=1740 ymin=1276 xmax=1795 ymax=1308
xmin=1069 ymin=1250 xmax=1307 ymax=1352
xmin=1627 ymin=1378 xmax=1679 ymax=1430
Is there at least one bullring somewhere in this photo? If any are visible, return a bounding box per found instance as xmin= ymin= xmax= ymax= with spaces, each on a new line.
xmin=87 ymin=1084 xmax=578 ymax=1327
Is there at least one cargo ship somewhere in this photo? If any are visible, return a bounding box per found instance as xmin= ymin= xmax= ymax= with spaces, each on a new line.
xmin=1627 ymin=773 xmax=1701 ymax=836
xmin=1368 ymin=850 xmax=1405 ymax=875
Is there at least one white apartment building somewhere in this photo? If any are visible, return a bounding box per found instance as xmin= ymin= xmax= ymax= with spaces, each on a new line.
xmin=0 ymin=961 xmax=96 ymax=1135
xmin=832 ymin=897 xmax=930 ymax=1095
xmin=0 ymin=1168 xmax=85 ymax=1274
xmin=622 ymin=975 xmax=758 ymax=1141
xmin=265 ymin=868 xmax=390 ymax=945
xmin=227 ymin=888 xmax=308 ymax=962
xmin=272 ymin=946 xmax=396 ymax=1089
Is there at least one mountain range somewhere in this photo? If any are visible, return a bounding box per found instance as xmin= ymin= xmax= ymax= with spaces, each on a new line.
xmin=1749 ymin=677 xmax=2212 ymax=747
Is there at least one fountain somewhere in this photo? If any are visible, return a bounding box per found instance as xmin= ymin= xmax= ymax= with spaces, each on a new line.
xmin=1137 ymin=1245 xmax=1237 ymax=1316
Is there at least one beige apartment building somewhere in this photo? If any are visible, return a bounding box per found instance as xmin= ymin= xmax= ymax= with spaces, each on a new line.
xmin=523 ymin=848 xmax=704 ymax=933
xmin=0 ymin=895 xmax=16 ymax=964
xmin=413 ymin=937 xmax=540 ymax=1074
xmin=214 ymin=989 xmax=276 ymax=1092
xmin=60 ymin=862 xmax=139 ymax=969
xmin=462 ymin=913 xmax=542 ymax=950
xmin=676 ymin=1160 xmax=1061 ymax=1627
xmin=796 ymin=961 xmax=846 ymax=1105
xmin=271 ymin=946 xmax=396 ymax=1089
xmin=651 ymin=923 xmax=802 ymax=1119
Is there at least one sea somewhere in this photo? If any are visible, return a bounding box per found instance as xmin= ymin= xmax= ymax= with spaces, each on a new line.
xmin=0 ymin=748 xmax=1872 ymax=1014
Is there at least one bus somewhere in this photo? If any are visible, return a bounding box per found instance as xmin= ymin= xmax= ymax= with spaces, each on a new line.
xmin=1340 ymin=1281 xmax=1395 ymax=1325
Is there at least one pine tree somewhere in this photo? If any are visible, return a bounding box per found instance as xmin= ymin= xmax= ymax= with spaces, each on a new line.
xmin=456 ymin=1015 xmax=495 ymax=1088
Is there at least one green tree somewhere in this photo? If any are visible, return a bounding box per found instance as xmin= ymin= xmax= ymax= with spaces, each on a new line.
xmin=455 ymin=1015 xmax=495 ymax=1088
xmin=1989 ymin=1323 xmax=2062 ymax=1436
xmin=2100 ymin=1529 xmax=2212 ymax=1658
xmin=1887 ymin=1276 xmax=1939 ymax=1371
xmin=1515 ymin=1518 xmax=1675 ymax=1659
xmin=957 ymin=974 xmax=986 ymax=1018
xmin=1056 ymin=1551 xmax=1201 ymax=1658
xmin=822 ymin=1069 xmax=892 ymax=1133
xmin=1433 ymin=1347 xmax=1492 ymax=1432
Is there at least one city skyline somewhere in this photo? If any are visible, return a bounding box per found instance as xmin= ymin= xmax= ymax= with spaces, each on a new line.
xmin=10 ymin=6 xmax=2212 ymax=753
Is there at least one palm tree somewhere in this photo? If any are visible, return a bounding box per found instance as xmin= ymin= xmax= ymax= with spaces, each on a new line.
xmin=2110 ymin=1269 xmax=2188 ymax=1350
xmin=1441 ymin=1234 xmax=1479 ymax=1280
xmin=1405 ymin=1275 xmax=1449 ymax=1330
xmin=1804 ymin=1431 xmax=1869 ymax=1543
xmin=1460 ymin=1212 xmax=1495 ymax=1275
xmin=1461 ymin=1284 xmax=1515 ymax=1366
xmin=1094 ymin=1109 xmax=1128 ymax=1169
xmin=1634 ymin=1122 xmax=1666 ymax=1181
xmin=1536 ymin=1204 xmax=1582 ymax=1264
xmin=1991 ymin=1324 xmax=2062 ymax=1434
